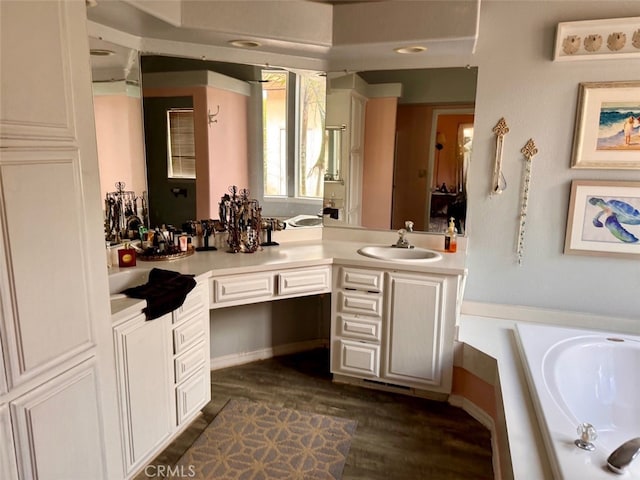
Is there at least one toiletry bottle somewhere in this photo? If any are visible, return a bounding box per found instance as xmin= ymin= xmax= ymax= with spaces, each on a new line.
xmin=444 ymin=217 xmax=457 ymax=252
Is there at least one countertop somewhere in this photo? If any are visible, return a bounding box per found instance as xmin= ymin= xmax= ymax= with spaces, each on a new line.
xmin=109 ymin=239 xmax=467 ymax=321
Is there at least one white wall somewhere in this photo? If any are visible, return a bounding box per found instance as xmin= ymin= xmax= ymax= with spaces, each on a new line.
xmin=464 ymin=1 xmax=640 ymax=320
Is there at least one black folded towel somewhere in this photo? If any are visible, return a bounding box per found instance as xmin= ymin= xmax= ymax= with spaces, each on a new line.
xmin=122 ymin=268 xmax=197 ymax=320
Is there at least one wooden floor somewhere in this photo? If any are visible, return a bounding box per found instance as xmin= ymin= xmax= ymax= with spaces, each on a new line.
xmin=139 ymin=349 xmax=494 ymax=479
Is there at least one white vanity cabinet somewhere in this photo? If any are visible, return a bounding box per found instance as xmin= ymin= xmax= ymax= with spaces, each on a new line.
xmin=331 ymin=265 xmax=459 ymax=395
xmin=114 ymin=312 xmax=173 ymax=475
xmin=113 ymin=282 xmax=210 ymax=478
xmin=210 ymin=265 xmax=331 ymax=308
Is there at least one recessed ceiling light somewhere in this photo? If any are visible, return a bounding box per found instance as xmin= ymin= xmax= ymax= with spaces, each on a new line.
xmin=229 ymin=40 xmax=262 ymax=48
xmin=90 ymin=49 xmax=115 ymax=56
xmin=393 ymin=45 xmax=427 ymax=54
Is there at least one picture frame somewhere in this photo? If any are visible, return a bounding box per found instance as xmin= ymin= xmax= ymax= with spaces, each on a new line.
xmin=571 ymin=81 xmax=640 ymax=169
xmin=564 ymin=180 xmax=640 ymax=258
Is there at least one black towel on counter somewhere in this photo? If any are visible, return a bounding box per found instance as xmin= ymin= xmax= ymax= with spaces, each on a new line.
xmin=122 ymin=268 xmax=197 ymax=320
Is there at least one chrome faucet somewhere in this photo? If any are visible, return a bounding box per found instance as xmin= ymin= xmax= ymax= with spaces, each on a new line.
xmin=392 ymin=221 xmax=415 ymax=249
xmin=607 ymin=437 xmax=640 ymax=474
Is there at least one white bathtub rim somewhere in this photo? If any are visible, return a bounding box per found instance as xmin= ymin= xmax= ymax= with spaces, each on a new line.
xmin=515 ymin=323 xmax=640 ymax=480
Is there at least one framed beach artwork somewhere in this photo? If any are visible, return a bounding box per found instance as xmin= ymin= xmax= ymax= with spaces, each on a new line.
xmin=565 ymin=180 xmax=640 ymax=258
xmin=571 ymin=81 xmax=640 ymax=169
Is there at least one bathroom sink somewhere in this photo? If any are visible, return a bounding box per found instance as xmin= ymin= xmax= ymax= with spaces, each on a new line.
xmin=108 ymin=268 xmax=151 ymax=294
xmin=357 ymin=245 xmax=442 ymax=262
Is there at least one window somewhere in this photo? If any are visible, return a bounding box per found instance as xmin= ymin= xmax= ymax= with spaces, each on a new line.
xmin=167 ymin=108 xmax=196 ymax=179
xmin=262 ymin=70 xmax=326 ymax=199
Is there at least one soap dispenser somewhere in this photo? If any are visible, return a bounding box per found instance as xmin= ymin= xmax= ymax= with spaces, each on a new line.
xmin=444 ymin=217 xmax=457 ymax=253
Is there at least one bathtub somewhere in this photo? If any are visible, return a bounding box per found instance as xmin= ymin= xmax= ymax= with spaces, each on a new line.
xmin=516 ymin=323 xmax=640 ymax=479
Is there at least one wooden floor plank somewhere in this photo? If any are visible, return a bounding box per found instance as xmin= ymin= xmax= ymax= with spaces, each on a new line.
xmin=136 ymin=348 xmax=494 ymax=479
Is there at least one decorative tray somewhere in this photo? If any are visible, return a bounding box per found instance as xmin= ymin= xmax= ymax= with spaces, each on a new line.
xmin=137 ymin=249 xmax=195 ymax=262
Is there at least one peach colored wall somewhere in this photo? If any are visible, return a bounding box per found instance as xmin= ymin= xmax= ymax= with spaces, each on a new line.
xmin=93 ymin=94 xmax=146 ymax=202
xmin=451 ymin=366 xmax=498 ymax=421
xmin=362 ymin=97 xmax=397 ymax=229
xmin=207 ymin=86 xmax=249 ymax=213
xmin=143 ymin=86 xmax=210 ymax=218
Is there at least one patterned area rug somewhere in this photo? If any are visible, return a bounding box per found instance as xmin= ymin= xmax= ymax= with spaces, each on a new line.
xmin=170 ymin=398 xmax=357 ymax=479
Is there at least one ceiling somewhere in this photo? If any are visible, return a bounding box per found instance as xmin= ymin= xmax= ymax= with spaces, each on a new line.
xmin=87 ymin=0 xmax=480 ymax=73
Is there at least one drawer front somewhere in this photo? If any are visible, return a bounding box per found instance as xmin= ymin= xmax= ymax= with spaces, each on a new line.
xmin=213 ymin=273 xmax=274 ymax=304
xmin=340 ymin=267 xmax=383 ymax=292
xmin=337 ymin=314 xmax=382 ymax=342
xmin=338 ymin=291 xmax=382 ymax=317
xmin=278 ymin=266 xmax=331 ymax=296
xmin=174 ymin=341 xmax=206 ymax=384
xmin=337 ymin=339 xmax=379 ymax=377
xmin=173 ymin=287 xmax=204 ymax=324
xmin=176 ymin=367 xmax=209 ymax=426
xmin=173 ymin=315 xmax=205 ymax=355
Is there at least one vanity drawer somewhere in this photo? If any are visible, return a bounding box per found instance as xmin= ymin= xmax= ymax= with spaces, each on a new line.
xmin=173 ymin=315 xmax=204 ymax=355
xmin=212 ymin=272 xmax=274 ymax=304
xmin=173 ymin=288 xmax=204 ymax=324
xmin=339 ymin=267 xmax=383 ymax=292
xmin=278 ymin=266 xmax=331 ymax=296
xmin=337 ymin=290 xmax=383 ymax=317
xmin=337 ymin=314 xmax=381 ymax=342
xmin=336 ymin=339 xmax=380 ymax=377
xmin=175 ymin=367 xmax=209 ymax=426
xmin=174 ymin=341 xmax=205 ymax=384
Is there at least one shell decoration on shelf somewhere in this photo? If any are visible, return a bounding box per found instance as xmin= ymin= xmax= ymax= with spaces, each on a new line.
xmin=633 ymin=29 xmax=640 ymax=49
xmin=562 ymin=35 xmax=581 ymax=55
xmin=607 ymin=32 xmax=626 ymax=51
xmin=584 ymin=34 xmax=603 ymax=52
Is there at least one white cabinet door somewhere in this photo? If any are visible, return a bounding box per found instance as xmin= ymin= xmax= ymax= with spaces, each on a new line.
xmin=114 ymin=313 xmax=173 ymax=474
xmin=383 ymin=271 xmax=453 ymax=392
xmin=11 ymin=361 xmax=106 ymax=480
xmin=0 ymin=404 xmax=17 ymax=480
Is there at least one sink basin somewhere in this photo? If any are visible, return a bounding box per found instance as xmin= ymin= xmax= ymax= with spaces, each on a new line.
xmin=108 ymin=268 xmax=151 ymax=294
xmin=357 ymin=245 xmax=443 ymax=262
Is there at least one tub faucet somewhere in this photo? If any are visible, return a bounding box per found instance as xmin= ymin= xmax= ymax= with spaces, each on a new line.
xmin=607 ymin=437 xmax=640 ymax=474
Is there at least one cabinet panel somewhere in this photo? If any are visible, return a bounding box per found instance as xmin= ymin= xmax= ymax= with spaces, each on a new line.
xmin=336 ymin=340 xmax=379 ymax=377
xmin=338 ymin=291 xmax=383 ymax=317
xmin=278 ymin=266 xmax=331 ymax=296
xmin=173 ymin=315 xmax=205 ymax=355
xmin=337 ymin=314 xmax=381 ymax=342
xmin=11 ymin=361 xmax=106 ymax=479
xmin=340 ymin=267 xmax=383 ymax=292
xmin=176 ymin=367 xmax=209 ymax=426
xmin=114 ymin=314 xmax=173 ymax=472
xmin=0 ymin=404 xmax=17 ymax=480
xmin=384 ymin=272 xmax=444 ymax=386
xmin=0 ymin=152 xmax=93 ymax=385
xmin=173 ymin=287 xmax=204 ymax=324
xmin=174 ymin=341 xmax=205 ymax=384
xmin=213 ymin=273 xmax=274 ymax=305
xmin=0 ymin=0 xmax=75 ymax=143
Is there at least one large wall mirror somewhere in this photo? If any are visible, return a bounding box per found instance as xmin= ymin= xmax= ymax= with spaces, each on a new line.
xmin=323 ymin=67 xmax=477 ymax=235
xmin=91 ymin=43 xmax=326 ymax=239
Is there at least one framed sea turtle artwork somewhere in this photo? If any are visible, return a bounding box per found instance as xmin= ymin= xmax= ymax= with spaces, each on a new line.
xmin=565 ymin=180 xmax=640 ymax=258
xmin=571 ymin=81 xmax=640 ymax=169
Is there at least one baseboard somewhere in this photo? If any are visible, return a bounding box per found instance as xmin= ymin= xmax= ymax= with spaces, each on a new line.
xmin=461 ymin=301 xmax=639 ymax=335
xmin=448 ymin=394 xmax=503 ymax=480
xmin=210 ymin=339 xmax=327 ymax=370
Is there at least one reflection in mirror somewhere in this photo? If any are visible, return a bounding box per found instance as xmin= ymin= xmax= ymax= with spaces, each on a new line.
xmin=323 ymin=67 xmax=477 ymax=235
xmin=90 ymin=38 xmax=148 ymax=243
xmin=139 ymin=55 xmax=325 ymax=229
